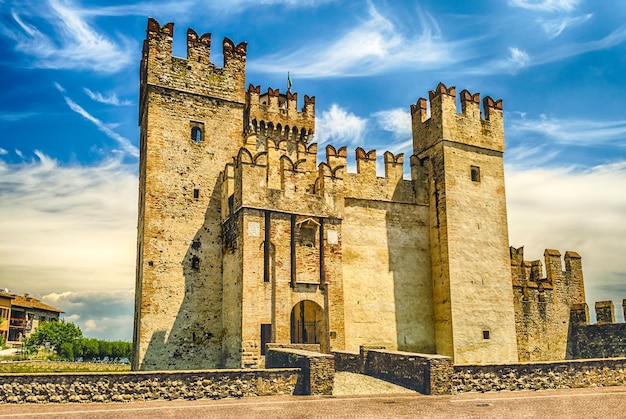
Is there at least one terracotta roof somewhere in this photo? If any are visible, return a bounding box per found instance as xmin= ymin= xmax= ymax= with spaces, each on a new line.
xmin=0 ymin=292 xmax=63 ymax=313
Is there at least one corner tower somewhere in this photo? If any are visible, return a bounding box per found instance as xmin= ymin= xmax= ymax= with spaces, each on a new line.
xmin=134 ymin=18 xmax=247 ymax=370
xmin=412 ymin=83 xmax=518 ymax=364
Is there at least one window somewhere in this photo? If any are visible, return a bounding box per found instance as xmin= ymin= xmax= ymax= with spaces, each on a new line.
xmin=300 ymin=225 xmax=316 ymax=247
xmin=191 ymin=256 xmax=200 ymax=269
xmin=471 ymin=166 xmax=481 ymax=182
xmin=482 ymin=330 xmax=490 ymax=340
xmin=190 ymin=121 xmax=204 ymax=142
xmin=193 ymin=189 xmax=200 ymax=199
xmin=191 ymin=240 xmax=201 ymax=250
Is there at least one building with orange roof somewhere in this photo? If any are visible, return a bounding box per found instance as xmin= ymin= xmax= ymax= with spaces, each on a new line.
xmin=0 ymin=291 xmax=63 ymax=344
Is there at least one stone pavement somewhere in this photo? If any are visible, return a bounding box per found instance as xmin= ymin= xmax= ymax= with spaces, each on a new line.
xmin=333 ymin=372 xmax=417 ymax=395
xmin=2 ymin=386 xmax=626 ymax=418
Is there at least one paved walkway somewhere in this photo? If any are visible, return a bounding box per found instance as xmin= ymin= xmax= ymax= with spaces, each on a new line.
xmin=2 ymin=386 xmax=626 ymax=418
xmin=333 ymin=372 xmax=416 ymax=395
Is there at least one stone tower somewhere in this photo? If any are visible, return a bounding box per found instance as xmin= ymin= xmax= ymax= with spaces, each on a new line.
xmin=133 ymin=18 xmax=248 ymax=370
xmin=411 ymin=83 xmax=518 ymax=364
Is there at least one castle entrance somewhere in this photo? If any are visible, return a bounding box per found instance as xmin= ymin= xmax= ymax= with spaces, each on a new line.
xmin=290 ymin=300 xmax=325 ymax=346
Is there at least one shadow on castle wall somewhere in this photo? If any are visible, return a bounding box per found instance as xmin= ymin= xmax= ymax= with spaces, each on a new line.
xmin=140 ymin=178 xmax=224 ymax=370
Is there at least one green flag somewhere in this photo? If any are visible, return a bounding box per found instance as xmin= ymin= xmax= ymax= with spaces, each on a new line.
xmin=288 ymin=72 xmax=292 ymax=91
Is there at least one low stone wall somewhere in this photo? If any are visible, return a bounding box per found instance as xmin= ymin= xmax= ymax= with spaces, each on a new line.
xmin=332 ymin=350 xmax=360 ymax=373
xmin=0 ymin=369 xmax=299 ymax=404
xmin=265 ymin=348 xmax=334 ymax=395
xmin=363 ymin=349 xmax=453 ymax=395
xmin=453 ymin=358 xmax=626 ymax=393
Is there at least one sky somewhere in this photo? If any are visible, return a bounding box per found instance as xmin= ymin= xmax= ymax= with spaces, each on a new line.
xmin=0 ymin=0 xmax=625 ymax=342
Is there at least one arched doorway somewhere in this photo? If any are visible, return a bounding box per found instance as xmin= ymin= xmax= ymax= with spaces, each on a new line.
xmin=290 ymin=300 xmax=325 ymax=346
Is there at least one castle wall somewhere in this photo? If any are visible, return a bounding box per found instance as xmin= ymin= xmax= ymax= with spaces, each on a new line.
xmin=134 ymin=19 xmax=247 ymax=370
xmin=413 ymin=84 xmax=518 ymax=364
xmin=512 ymin=249 xmax=586 ymax=361
xmin=567 ymin=301 xmax=626 ymax=359
xmin=341 ymin=198 xmax=435 ymax=353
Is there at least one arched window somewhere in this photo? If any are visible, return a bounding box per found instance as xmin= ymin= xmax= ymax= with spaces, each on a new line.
xmin=190 ymin=121 xmax=204 ymax=142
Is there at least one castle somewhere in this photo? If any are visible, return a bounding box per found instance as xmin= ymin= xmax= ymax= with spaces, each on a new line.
xmin=132 ymin=18 xmax=589 ymax=370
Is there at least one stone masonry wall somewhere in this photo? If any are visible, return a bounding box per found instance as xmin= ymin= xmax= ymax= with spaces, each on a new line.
xmin=567 ymin=301 xmax=626 ymax=359
xmin=453 ymin=358 xmax=626 ymax=393
xmin=265 ymin=348 xmax=334 ymax=395
xmin=333 ymin=347 xmax=453 ymax=395
xmin=0 ymin=369 xmax=298 ymax=404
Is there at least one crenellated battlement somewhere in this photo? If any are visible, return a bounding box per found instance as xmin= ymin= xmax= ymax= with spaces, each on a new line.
xmin=411 ymin=82 xmax=504 ymax=157
xmin=570 ymin=300 xmax=626 ymax=326
xmin=246 ymin=84 xmax=315 ymax=143
xmin=139 ymin=17 xmax=247 ymax=121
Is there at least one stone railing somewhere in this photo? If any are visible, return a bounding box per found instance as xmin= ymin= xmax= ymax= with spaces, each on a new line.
xmin=0 ymin=369 xmax=298 ymax=404
xmin=265 ymin=348 xmax=334 ymax=395
xmin=334 ymin=346 xmax=453 ymax=395
xmin=453 ymin=358 xmax=626 ymax=393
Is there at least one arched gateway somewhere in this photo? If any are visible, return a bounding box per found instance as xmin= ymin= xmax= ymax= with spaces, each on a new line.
xmin=290 ymin=300 xmax=325 ymax=346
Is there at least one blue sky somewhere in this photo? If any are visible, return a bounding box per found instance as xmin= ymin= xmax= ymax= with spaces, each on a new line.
xmin=1 ymin=0 xmax=625 ymax=341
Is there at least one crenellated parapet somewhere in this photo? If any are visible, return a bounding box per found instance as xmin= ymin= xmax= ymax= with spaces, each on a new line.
xmin=245 ymin=84 xmax=315 ymax=143
xmin=511 ymin=247 xmax=585 ymax=305
xmin=140 ymin=17 xmax=247 ymax=121
xmin=411 ymin=82 xmax=504 ymax=157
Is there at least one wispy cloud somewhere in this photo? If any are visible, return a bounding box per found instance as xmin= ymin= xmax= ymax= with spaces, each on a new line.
xmin=508 ymin=113 xmax=626 ymax=147
xmin=84 ymin=88 xmax=132 ymax=106
xmin=252 ymin=3 xmax=457 ymax=77
xmin=315 ymin=104 xmax=367 ymax=146
xmin=540 ymin=13 xmax=593 ymax=38
xmin=0 ymin=149 xmax=7 ymax=155
xmin=0 ymin=152 xmax=137 ymax=333
xmin=508 ymin=0 xmax=581 ymax=13
xmin=54 ymin=83 xmax=138 ymax=157
xmin=467 ymin=26 xmax=626 ymax=75
xmin=2 ymin=0 xmax=134 ymax=72
xmin=372 ymin=108 xmax=411 ymax=139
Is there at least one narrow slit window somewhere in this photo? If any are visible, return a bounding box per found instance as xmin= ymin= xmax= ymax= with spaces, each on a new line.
xmin=471 ymin=166 xmax=481 ymax=182
xmin=190 ymin=121 xmax=204 ymax=142
xmin=193 ymin=189 xmax=200 ymax=199
xmin=191 ymin=256 xmax=200 ymax=269
xmin=482 ymin=330 xmax=490 ymax=340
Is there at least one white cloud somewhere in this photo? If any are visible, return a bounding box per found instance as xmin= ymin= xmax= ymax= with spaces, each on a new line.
xmin=84 ymin=88 xmax=132 ymax=106
xmin=41 ymin=289 xmax=134 ymax=340
xmin=508 ymin=113 xmax=626 ymax=147
xmin=315 ymin=104 xmax=367 ymax=146
xmin=252 ymin=4 xmax=457 ymax=77
xmin=61 ymin=95 xmax=139 ymax=157
xmin=3 ymin=0 xmax=134 ymax=72
xmin=540 ymin=13 xmax=593 ymax=38
xmin=0 ymin=152 xmax=138 ymax=328
xmin=508 ymin=0 xmax=581 ymax=12
xmin=372 ymin=108 xmax=412 ymax=138
xmin=0 ymin=149 xmax=7 ymax=155
xmin=508 ymin=47 xmax=530 ymax=68
xmin=15 ymin=149 xmax=23 ymax=158
xmin=507 ymin=162 xmax=626 ymax=321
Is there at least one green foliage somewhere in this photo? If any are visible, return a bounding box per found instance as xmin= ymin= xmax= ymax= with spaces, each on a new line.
xmin=23 ymin=321 xmax=131 ymax=362
xmin=25 ymin=321 xmax=83 ymax=354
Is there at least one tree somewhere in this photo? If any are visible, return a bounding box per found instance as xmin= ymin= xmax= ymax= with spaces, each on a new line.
xmin=25 ymin=321 xmax=83 ymax=355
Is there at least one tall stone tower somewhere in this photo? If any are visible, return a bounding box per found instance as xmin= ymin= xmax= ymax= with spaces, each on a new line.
xmin=411 ymin=83 xmax=518 ymax=364
xmin=133 ymin=18 xmax=247 ymax=370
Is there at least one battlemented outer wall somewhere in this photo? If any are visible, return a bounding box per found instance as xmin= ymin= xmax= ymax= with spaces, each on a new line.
xmin=567 ymin=301 xmax=626 ymax=359
xmin=134 ymin=19 xmax=247 ymax=370
xmin=511 ymin=247 xmax=586 ymax=361
xmin=340 ymin=148 xmax=435 ymax=353
xmin=412 ymin=84 xmax=518 ymax=364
